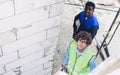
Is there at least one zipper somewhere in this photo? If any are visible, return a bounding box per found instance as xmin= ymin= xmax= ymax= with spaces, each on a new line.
xmin=71 ymin=53 xmax=81 ymax=75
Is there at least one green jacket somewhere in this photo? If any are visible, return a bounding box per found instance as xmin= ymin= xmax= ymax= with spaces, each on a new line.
xmin=67 ymin=40 xmax=95 ymax=75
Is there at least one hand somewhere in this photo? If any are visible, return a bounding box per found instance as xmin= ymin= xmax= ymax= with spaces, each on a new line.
xmin=61 ymin=64 xmax=65 ymax=70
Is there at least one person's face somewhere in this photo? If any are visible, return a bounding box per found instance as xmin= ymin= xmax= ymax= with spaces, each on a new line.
xmin=85 ymin=5 xmax=94 ymax=17
xmin=77 ymin=38 xmax=87 ymax=52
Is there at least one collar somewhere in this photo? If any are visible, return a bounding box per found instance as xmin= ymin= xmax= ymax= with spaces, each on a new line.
xmin=76 ymin=47 xmax=88 ymax=56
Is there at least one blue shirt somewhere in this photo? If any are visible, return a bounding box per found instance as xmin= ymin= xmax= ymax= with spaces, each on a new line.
xmin=79 ymin=11 xmax=99 ymax=30
xmin=73 ymin=11 xmax=99 ymax=39
xmin=63 ymin=47 xmax=96 ymax=72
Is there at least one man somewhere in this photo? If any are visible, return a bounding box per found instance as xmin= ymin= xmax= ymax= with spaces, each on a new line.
xmin=73 ymin=1 xmax=99 ymax=39
xmin=62 ymin=31 xmax=96 ymax=75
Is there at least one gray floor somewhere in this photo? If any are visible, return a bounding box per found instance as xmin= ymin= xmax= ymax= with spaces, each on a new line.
xmin=53 ymin=0 xmax=120 ymax=73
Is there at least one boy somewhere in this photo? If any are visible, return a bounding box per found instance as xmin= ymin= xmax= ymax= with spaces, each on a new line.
xmin=73 ymin=1 xmax=99 ymax=39
xmin=62 ymin=31 xmax=96 ymax=75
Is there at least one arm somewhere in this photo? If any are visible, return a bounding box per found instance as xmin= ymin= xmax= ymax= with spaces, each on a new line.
xmin=63 ymin=47 xmax=70 ymax=65
xmin=89 ymin=26 xmax=99 ymax=39
xmin=73 ymin=13 xmax=81 ymax=38
xmin=73 ymin=15 xmax=78 ymax=33
xmin=89 ymin=56 xmax=96 ymax=72
xmin=61 ymin=47 xmax=70 ymax=72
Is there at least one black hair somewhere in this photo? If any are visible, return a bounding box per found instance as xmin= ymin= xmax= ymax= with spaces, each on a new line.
xmin=86 ymin=1 xmax=95 ymax=10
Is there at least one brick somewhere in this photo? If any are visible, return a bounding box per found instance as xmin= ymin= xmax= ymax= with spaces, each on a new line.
xmin=44 ymin=72 xmax=52 ymax=75
xmin=14 ymin=0 xmax=50 ymax=14
xmin=0 ymin=46 xmax=2 ymax=56
xmin=2 ymin=31 xmax=46 ymax=55
xmin=43 ymin=15 xmax=62 ymax=28
xmin=0 ymin=31 xmax=16 ymax=45
xmin=37 ymin=52 xmax=55 ymax=64
xmin=45 ymin=46 xmax=56 ymax=56
xmin=3 ymin=71 xmax=16 ymax=75
xmin=19 ymin=42 xmax=44 ymax=58
xmin=44 ymin=61 xmax=53 ymax=69
xmin=44 ymin=36 xmax=58 ymax=48
xmin=0 ymin=65 xmax=5 ymax=74
xmin=0 ymin=7 xmax=49 ymax=33
xmin=44 ymin=67 xmax=53 ymax=75
xmin=47 ymin=27 xmax=60 ymax=39
xmin=20 ymin=51 xmax=44 ymax=72
xmin=17 ymin=15 xmax=62 ymax=39
xmin=35 ymin=67 xmax=53 ymax=75
xmin=20 ymin=55 xmax=44 ymax=72
xmin=0 ymin=0 xmax=11 ymax=3
xmin=21 ymin=65 xmax=43 ymax=75
xmin=0 ymin=1 xmax=14 ymax=19
xmin=17 ymin=25 xmax=45 ymax=39
xmin=14 ymin=0 xmax=64 ymax=14
xmin=0 ymin=52 xmax=18 ymax=66
xmin=5 ymin=51 xmax=44 ymax=71
xmin=21 ymin=52 xmax=54 ymax=73
xmin=49 ymin=2 xmax=64 ymax=17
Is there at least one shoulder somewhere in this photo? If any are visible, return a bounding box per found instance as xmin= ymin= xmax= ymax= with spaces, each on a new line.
xmin=75 ymin=11 xmax=84 ymax=18
xmin=90 ymin=15 xmax=99 ymax=26
xmin=89 ymin=56 xmax=96 ymax=64
xmin=87 ymin=49 xmax=96 ymax=56
xmin=69 ymin=40 xmax=77 ymax=47
xmin=80 ymin=11 xmax=85 ymax=14
xmin=79 ymin=11 xmax=85 ymax=17
xmin=74 ymin=13 xmax=80 ymax=19
xmin=91 ymin=15 xmax=98 ymax=21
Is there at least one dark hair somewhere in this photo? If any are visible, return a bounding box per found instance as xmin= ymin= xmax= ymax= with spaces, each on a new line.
xmin=74 ymin=31 xmax=92 ymax=45
xmin=86 ymin=1 xmax=95 ymax=10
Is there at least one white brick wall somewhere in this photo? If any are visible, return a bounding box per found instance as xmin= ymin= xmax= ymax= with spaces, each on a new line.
xmin=2 ymin=31 xmax=46 ymax=55
xmin=17 ymin=15 xmax=61 ymax=39
xmin=44 ymin=36 xmax=58 ymax=48
xmin=0 ymin=65 xmax=5 ymax=74
xmin=3 ymin=71 xmax=17 ymax=75
xmin=21 ymin=59 xmax=44 ymax=73
xmin=14 ymin=0 xmax=50 ymax=14
xmin=0 ymin=0 xmax=64 ymax=75
xmin=0 ymin=52 xmax=18 ymax=66
xmin=45 ymin=46 xmax=56 ymax=56
xmin=0 ymin=31 xmax=16 ymax=45
xmin=0 ymin=6 xmax=49 ymax=33
xmin=0 ymin=1 xmax=14 ymax=19
xmin=5 ymin=52 xmax=44 ymax=71
xmin=35 ymin=67 xmax=53 ymax=75
xmin=44 ymin=61 xmax=53 ymax=69
xmin=21 ymin=65 xmax=43 ymax=75
xmin=14 ymin=0 xmax=64 ymax=14
xmin=47 ymin=27 xmax=60 ymax=39
xmin=19 ymin=42 xmax=44 ymax=58
xmin=0 ymin=46 xmax=3 ymax=56
xmin=49 ymin=2 xmax=64 ymax=17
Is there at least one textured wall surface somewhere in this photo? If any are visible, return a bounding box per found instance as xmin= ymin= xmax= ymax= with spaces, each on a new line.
xmin=53 ymin=0 xmax=120 ymax=73
xmin=0 ymin=0 xmax=64 ymax=75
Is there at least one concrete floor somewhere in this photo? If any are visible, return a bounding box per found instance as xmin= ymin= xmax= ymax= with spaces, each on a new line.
xmin=53 ymin=0 xmax=120 ymax=73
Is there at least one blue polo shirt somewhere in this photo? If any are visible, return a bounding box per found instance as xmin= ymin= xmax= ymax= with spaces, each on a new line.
xmin=73 ymin=11 xmax=99 ymax=39
xmin=79 ymin=11 xmax=99 ymax=30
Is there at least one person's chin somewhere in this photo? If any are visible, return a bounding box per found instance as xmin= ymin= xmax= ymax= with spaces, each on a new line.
xmin=78 ymin=47 xmax=84 ymax=50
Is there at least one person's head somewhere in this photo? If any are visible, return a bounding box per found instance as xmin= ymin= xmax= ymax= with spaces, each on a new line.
xmin=85 ymin=1 xmax=95 ymax=18
xmin=74 ymin=31 xmax=92 ymax=52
